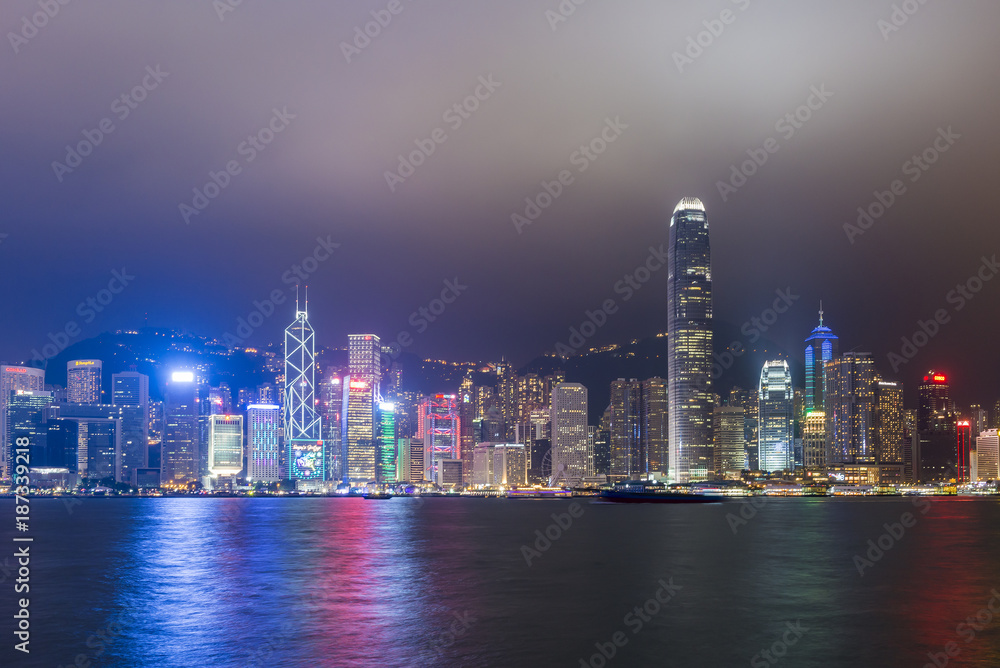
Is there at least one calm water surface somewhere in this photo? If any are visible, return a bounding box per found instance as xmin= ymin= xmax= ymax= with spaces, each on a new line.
xmin=3 ymin=496 xmax=1000 ymax=667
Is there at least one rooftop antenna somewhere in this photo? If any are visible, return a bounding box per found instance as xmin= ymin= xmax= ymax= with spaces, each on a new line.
xmin=295 ymin=284 xmax=301 ymax=312
xmin=819 ymin=300 xmax=824 ymax=327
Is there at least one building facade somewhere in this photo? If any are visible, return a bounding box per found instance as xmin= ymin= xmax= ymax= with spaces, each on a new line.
xmin=667 ymin=197 xmax=713 ymax=483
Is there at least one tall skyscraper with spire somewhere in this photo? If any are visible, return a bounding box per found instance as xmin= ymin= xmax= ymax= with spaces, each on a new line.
xmin=667 ymin=197 xmax=713 ymax=483
xmin=285 ymin=288 xmax=324 ymax=481
xmin=804 ymin=304 xmax=839 ymax=412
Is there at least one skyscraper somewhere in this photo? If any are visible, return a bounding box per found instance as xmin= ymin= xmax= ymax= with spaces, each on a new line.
xmin=285 ymin=295 xmax=324 ymax=482
xmin=825 ymin=354 xmax=875 ymax=466
xmin=667 ymin=197 xmax=713 ymax=483
xmin=803 ymin=411 xmax=826 ymax=470
xmin=67 ymin=359 xmax=102 ymax=405
xmin=917 ymin=372 xmax=957 ymax=482
xmin=758 ymin=361 xmax=794 ymax=473
xmin=247 ymin=404 xmax=281 ymax=482
xmin=0 ymin=364 xmax=45 ymax=478
xmin=162 ymin=371 xmax=199 ymax=486
xmin=418 ymin=394 xmax=460 ymax=482
xmin=343 ymin=376 xmax=376 ymax=484
xmin=609 ymin=379 xmax=642 ymax=481
xmin=642 ymin=377 xmax=669 ymax=476
xmin=318 ymin=375 xmax=344 ymax=482
xmin=550 ymin=383 xmax=592 ymax=483
xmin=112 ymin=371 xmax=150 ymax=485
xmin=6 ymin=390 xmax=53 ymax=476
xmin=975 ymin=429 xmax=999 ymax=482
xmin=873 ymin=378 xmax=904 ymax=466
xmin=207 ymin=414 xmax=243 ymax=480
xmin=804 ymin=306 xmax=839 ymax=412
xmin=957 ymin=420 xmax=972 ymax=483
xmin=377 ymin=402 xmax=397 ymax=484
xmin=713 ymin=405 xmax=745 ymax=480
xmin=343 ymin=334 xmax=380 ymax=485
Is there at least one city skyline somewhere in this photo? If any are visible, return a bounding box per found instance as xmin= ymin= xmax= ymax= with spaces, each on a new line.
xmin=6 ymin=3 xmax=1000 ymax=666
xmin=3 ymin=2 xmax=999 ymax=408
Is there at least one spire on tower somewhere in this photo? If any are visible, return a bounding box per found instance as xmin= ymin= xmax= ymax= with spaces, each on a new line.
xmin=819 ymin=301 xmax=824 ymax=327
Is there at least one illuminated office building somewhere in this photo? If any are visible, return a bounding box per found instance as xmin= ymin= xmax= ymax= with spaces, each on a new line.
xmin=975 ymin=429 xmax=999 ymax=482
xmin=874 ymin=378 xmax=904 ymax=465
xmin=6 ymin=390 xmax=53 ymax=476
xmin=378 ymin=402 xmax=397 ymax=484
xmin=162 ymin=371 xmax=199 ymax=486
xmin=207 ymin=414 xmax=243 ymax=480
xmin=758 ymin=361 xmax=794 ymax=472
xmin=803 ymin=411 xmax=826 ymax=470
xmin=0 ymin=364 xmax=46 ymax=478
xmin=285 ymin=295 xmax=324 ymax=481
xmin=247 ymin=404 xmax=281 ymax=482
xmin=342 ymin=335 xmax=380 ymax=485
xmin=730 ymin=386 xmax=758 ymax=471
xmin=111 ymin=371 xmax=150 ymax=485
xmin=459 ymin=382 xmax=477 ymax=483
xmin=610 ymin=379 xmax=642 ymax=481
xmin=667 ymin=197 xmax=713 ymax=483
xmin=714 ymin=405 xmax=745 ymax=480
xmin=917 ymin=372 xmax=957 ymax=482
xmin=825 ymin=354 xmax=875 ymax=466
xmin=343 ymin=376 xmax=376 ymax=484
xmin=643 ymin=378 xmax=669 ymax=475
xmin=969 ymin=405 xmax=989 ymax=438
xmin=67 ymin=359 xmax=102 ymax=405
xmin=804 ymin=306 xmax=838 ymax=412
xmin=957 ymin=420 xmax=972 ymax=483
xmin=318 ymin=376 xmax=344 ymax=482
xmin=550 ymin=383 xmax=592 ymax=483
xmin=472 ymin=443 xmax=527 ymax=486
xmin=418 ymin=394 xmax=460 ymax=482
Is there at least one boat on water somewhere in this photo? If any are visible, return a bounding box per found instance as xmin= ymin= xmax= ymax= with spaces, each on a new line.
xmin=599 ymin=481 xmax=724 ymax=504
xmin=363 ymin=492 xmax=393 ymax=500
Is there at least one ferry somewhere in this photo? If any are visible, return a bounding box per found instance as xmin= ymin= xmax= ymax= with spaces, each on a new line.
xmin=599 ymin=481 xmax=724 ymax=504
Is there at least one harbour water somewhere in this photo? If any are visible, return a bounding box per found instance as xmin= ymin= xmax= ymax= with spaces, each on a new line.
xmin=4 ymin=496 xmax=1000 ymax=667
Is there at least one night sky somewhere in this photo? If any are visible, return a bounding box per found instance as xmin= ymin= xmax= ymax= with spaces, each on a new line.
xmin=3 ymin=1 xmax=999 ymax=406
